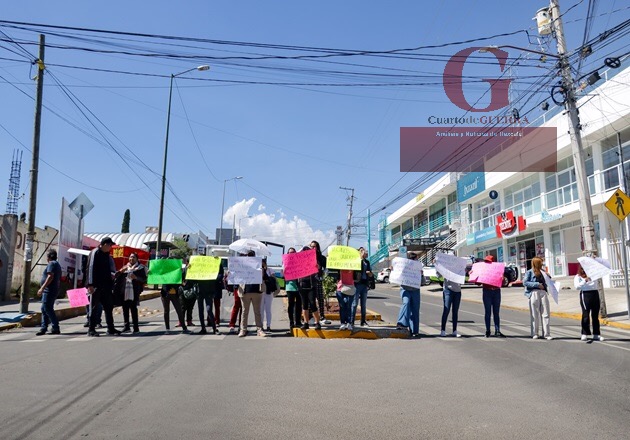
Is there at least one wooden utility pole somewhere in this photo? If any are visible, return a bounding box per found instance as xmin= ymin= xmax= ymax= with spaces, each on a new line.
xmin=20 ymin=34 xmax=45 ymax=314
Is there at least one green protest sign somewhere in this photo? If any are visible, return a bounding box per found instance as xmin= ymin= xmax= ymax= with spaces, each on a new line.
xmin=185 ymin=256 xmax=221 ymax=280
xmin=326 ymin=245 xmax=361 ymax=270
xmin=148 ymin=259 xmax=182 ymax=284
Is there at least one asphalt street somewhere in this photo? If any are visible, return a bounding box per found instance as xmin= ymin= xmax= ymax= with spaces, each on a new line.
xmin=1 ymin=285 xmax=629 ymax=440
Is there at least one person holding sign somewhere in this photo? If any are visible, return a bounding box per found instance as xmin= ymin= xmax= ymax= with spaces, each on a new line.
xmin=260 ymin=259 xmax=277 ymax=332
xmin=440 ymin=278 xmax=462 ymax=338
xmin=574 ymin=265 xmax=604 ymax=342
xmin=479 ymin=255 xmax=505 ymax=338
xmin=158 ymin=258 xmax=188 ymax=334
xmin=194 ymin=262 xmax=223 ymax=335
xmin=299 ymin=246 xmax=322 ymax=331
xmin=284 ymin=248 xmax=302 ymax=333
xmin=352 ymin=247 xmax=373 ymax=328
xmin=119 ymin=252 xmax=147 ymax=334
xmin=309 ymin=241 xmax=330 ymax=325
xmin=238 ymin=251 xmax=266 ymax=338
xmin=395 ymin=252 xmax=422 ymax=338
xmin=523 ymin=257 xmax=553 ymax=340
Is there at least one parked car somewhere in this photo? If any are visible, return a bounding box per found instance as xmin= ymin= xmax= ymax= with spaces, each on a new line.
xmin=376 ymin=268 xmax=391 ymax=283
xmin=422 ymin=265 xmax=436 ymax=286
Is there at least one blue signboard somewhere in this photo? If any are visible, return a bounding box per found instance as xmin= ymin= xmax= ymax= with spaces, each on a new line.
xmin=466 ymin=226 xmax=498 ymax=245
xmin=457 ymin=172 xmax=486 ymax=202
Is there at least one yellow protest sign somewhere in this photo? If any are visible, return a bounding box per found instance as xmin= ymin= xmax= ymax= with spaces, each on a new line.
xmin=605 ymin=189 xmax=630 ymax=221
xmin=326 ymin=245 xmax=361 ymax=270
xmin=185 ymin=255 xmax=222 ymax=280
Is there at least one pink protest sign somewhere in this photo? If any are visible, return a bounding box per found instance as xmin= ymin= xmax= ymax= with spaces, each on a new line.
xmin=282 ymin=249 xmax=318 ymax=281
xmin=67 ymin=287 xmax=90 ymax=307
xmin=468 ymin=262 xmax=505 ymax=288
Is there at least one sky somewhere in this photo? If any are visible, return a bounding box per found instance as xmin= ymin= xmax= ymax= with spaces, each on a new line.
xmin=1 ymin=1 xmax=628 ymax=257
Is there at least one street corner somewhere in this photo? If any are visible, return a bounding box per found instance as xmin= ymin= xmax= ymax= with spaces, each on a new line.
xmin=292 ymin=326 xmax=409 ymax=339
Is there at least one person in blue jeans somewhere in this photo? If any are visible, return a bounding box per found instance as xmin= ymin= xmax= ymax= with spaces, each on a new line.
xmin=352 ymin=247 xmax=372 ymax=327
xmin=440 ymin=278 xmax=462 ymax=337
xmin=36 ymin=249 xmax=62 ymax=336
xmin=479 ymin=255 xmax=505 ymax=337
xmin=336 ymin=270 xmax=355 ymax=330
xmin=396 ymin=252 xmax=421 ymax=338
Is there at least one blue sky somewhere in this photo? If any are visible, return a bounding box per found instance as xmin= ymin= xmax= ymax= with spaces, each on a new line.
xmin=1 ymin=1 xmax=628 ymax=253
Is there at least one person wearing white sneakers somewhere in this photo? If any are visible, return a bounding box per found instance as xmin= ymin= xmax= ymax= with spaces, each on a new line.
xmin=523 ymin=257 xmax=553 ymax=340
xmin=336 ymin=270 xmax=355 ymax=331
xmin=440 ymin=277 xmax=462 ymax=338
xmin=574 ymin=265 xmax=604 ymax=342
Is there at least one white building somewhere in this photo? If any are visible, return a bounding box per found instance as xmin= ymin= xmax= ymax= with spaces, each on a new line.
xmin=373 ymin=59 xmax=630 ymax=288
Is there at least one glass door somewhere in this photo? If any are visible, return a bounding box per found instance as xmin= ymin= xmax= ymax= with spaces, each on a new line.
xmin=550 ymin=231 xmax=564 ymax=276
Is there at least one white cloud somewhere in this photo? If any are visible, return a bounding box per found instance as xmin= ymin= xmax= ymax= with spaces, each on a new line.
xmin=224 ymin=198 xmax=336 ymax=252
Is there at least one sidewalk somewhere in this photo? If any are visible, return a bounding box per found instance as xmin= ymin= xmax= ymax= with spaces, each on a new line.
xmin=416 ymin=282 xmax=630 ymax=330
xmin=0 ymin=290 xmax=162 ymax=332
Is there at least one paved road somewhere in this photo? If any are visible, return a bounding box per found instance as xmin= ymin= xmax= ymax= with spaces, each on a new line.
xmin=1 ymin=286 xmax=629 ymax=440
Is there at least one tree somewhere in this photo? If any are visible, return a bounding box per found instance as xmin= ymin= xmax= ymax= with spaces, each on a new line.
xmin=170 ymin=238 xmax=192 ymax=260
xmin=121 ymin=209 xmax=130 ymax=233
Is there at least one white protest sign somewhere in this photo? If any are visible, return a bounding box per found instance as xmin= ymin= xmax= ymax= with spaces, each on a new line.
xmin=541 ymin=271 xmax=559 ymax=305
xmin=577 ymin=257 xmax=612 ymax=282
xmin=389 ymin=257 xmax=424 ymax=289
xmin=227 ymin=256 xmax=262 ymax=285
xmin=435 ymin=253 xmax=467 ymax=285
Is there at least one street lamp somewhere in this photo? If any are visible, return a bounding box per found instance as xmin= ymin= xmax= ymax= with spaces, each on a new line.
xmin=218 ymin=176 xmax=243 ymax=245
xmin=156 ymin=65 xmax=210 ymax=259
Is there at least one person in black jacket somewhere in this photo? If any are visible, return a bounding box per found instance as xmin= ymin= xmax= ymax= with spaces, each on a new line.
xmin=299 ymin=246 xmax=322 ymax=330
xmin=86 ymin=237 xmax=120 ymax=337
xmin=195 ymin=262 xmax=223 ymax=335
xmin=309 ymin=240 xmax=330 ymax=325
xmin=352 ymin=247 xmax=373 ymax=328
xmin=117 ymin=252 xmax=147 ymax=333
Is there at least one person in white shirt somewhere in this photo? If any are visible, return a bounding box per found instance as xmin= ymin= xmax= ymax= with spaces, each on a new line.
xmin=574 ymin=265 xmax=603 ymax=342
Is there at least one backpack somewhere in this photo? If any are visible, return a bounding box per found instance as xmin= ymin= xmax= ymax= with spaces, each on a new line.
xmin=299 ymin=275 xmax=314 ymax=290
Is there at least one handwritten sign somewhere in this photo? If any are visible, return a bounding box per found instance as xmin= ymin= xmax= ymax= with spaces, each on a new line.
xmin=389 ymin=257 xmax=424 ymax=289
xmin=468 ymin=261 xmax=505 ymax=288
xmin=326 ymin=246 xmax=361 ymax=270
xmin=67 ymin=287 xmax=90 ymax=307
xmin=435 ymin=253 xmax=468 ymax=285
xmin=227 ymin=257 xmax=262 ymax=285
xmin=282 ymin=250 xmax=318 ymax=281
xmin=542 ymin=271 xmax=559 ymax=305
xmin=185 ymin=256 xmax=222 ymax=280
xmin=577 ymin=257 xmax=612 ymax=281
xmin=147 ymin=259 xmax=183 ymax=284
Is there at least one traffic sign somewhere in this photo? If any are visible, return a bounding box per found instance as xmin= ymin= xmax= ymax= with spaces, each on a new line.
xmin=605 ymin=189 xmax=630 ymax=221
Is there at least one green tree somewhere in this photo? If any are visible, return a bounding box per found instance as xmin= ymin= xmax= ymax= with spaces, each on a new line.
xmin=121 ymin=209 xmax=130 ymax=233
xmin=170 ymin=238 xmax=192 ymax=260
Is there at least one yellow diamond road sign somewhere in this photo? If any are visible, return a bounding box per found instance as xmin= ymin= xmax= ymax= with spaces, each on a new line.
xmin=605 ymin=189 xmax=630 ymax=221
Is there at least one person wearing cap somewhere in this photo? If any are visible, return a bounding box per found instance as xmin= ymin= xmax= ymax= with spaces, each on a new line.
xmin=396 ymin=252 xmax=422 ymax=338
xmin=480 ymin=255 xmax=505 ymax=338
xmin=86 ymin=237 xmax=121 ymax=336
xmin=35 ymin=249 xmax=62 ymax=336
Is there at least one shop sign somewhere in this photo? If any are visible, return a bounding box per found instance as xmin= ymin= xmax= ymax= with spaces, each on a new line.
xmin=466 ymin=226 xmax=498 ymax=245
xmin=541 ymin=209 xmax=562 ymax=223
xmin=457 ymin=172 xmax=486 ymax=202
xmin=495 ymin=211 xmax=526 ymax=238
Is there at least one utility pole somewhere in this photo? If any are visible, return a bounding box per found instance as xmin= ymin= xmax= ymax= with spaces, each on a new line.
xmin=340 ymin=187 xmax=355 ymax=246
xmin=20 ymin=34 xmax=45 ymax=314
xmin=550 ymin=0 xmax=606 ymax=316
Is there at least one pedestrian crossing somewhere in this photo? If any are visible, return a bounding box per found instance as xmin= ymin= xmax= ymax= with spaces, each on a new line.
xmin=1 ymin=320 xmax=628 ymax=348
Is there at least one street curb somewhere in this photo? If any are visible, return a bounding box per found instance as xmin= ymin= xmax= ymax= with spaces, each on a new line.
xmin=292 ymin=327 xmax=409 ymax=339
xmin=423 ymin=292 xmax=630 ymax=331
xmin=0 ymin=290 xmax=162 ymax=332
xmin=281 ymin=297 xmax=381 ymax=322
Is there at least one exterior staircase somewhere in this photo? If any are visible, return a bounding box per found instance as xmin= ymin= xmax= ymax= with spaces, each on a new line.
xmin=421 ymin=230 xmax=458 ymax=266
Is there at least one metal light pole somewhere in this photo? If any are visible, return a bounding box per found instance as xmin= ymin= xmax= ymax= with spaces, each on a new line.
xmin=238 ymin=215 xmax=251 ymax=239
xmin=218 ymin=176 xmax=242 ymax=245
xmin=156 ymin=65 xmax=209 ymax=259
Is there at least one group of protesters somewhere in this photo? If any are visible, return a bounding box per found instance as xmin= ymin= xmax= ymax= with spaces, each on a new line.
xmin=34 ymin=236 xmax=604 ymax=342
